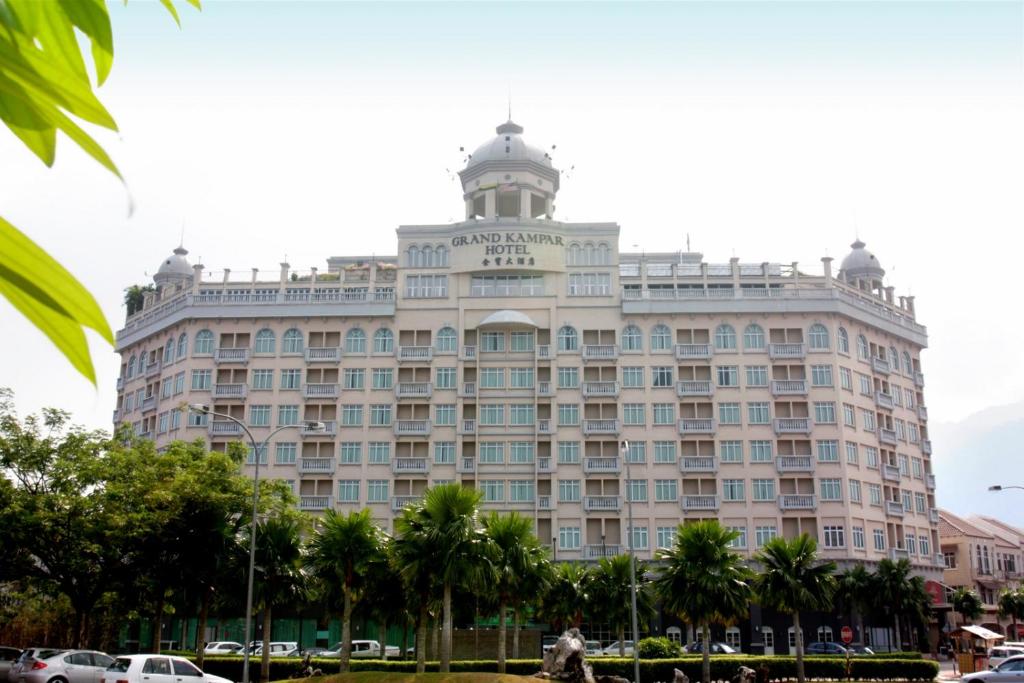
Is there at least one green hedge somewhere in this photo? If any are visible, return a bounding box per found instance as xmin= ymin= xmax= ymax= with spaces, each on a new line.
xmin=191 ymin=654 xmax=938 ymax=682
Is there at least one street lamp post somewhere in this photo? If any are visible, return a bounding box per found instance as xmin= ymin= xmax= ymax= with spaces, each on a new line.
xmin=621 ymin=440 xmax=640 ymax=683
xmin=988 ymin=485 xmax=1024 ymax=492
xmin=186 ymin=404 xmax=323 ymax=683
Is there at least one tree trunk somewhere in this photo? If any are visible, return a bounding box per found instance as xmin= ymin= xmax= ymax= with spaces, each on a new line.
xmin=894 ymin=613 xmax=902 ymax=652
xmin=82 ymin=611 xmax=92 ymax=649
xmin=512 ymin=607 xmax=521 ymax=659
xmin=431 ymin=618 xmax=439 ymax=664
xmin=380 ymin=617 xmax=389 ymax=661
xmin=72 ymin=609 xmax=84 ymax=649
xmin=416 ymin=604 xmax=428 ymax=674
xmin=196 ymin=588 xmax=211 ymax=668
xmin=152 ymin=594 xmax=165 ymax=653
xmin=794 ymin=611 xmax=805 ymax=683
xmin=497 ymin=599 xmax=507 ymax=673
xmin=856 ymin=609 xmax=865 ymax=649
xmin=701 ymin=623 xmax=711 ymax=683
xmin=441 ymin=581 xmax=453 ymax=673
xmin=260 ymin=606 xmax=271 ymax=683
xmin=618 ymin=624 xmax=626 ymax=657
xmin=340 ymin=587 xmax=354 ymax=673
xmin=180 ymin=617 xmax=188 ymax=657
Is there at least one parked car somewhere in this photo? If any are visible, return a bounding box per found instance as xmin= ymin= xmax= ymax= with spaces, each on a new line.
xmin=602 ymin=641 xmax=635 ymax=656
xmin=542 ymin=636 xmax=559 ymax=654
xmin=201 ymin=643 xmax=242 ymax=656
xmin=11 ymin=650 xmax=113 ymax=683
xmin=102 ymin=656 xmax=231 ymax=683
xmin=585 ymin=641 xmax=604 ymax=657
xmin=805 ymin=641 xmax=848 ymax=656
xmin=298 ymin=648 xmax=328 ymax=658
xmin=684 ymin=641 xmax=738 ymax=655
xmin=0 ymin=649 xmax=21 ymax=680
xmin=7 ymin=651 xmax=66 ymax=683
xmin=847 ymin=645 xmax=875 ymax=655
xmin=322 ymin=641 xmax=399 ymax=658
xmin=989 ymin=646 xmax=1024 ymax=668
xmin=247 ymin=643 xmax=298 ymax=658
xmin=961 ymin=654 xmax=1024 ymax=681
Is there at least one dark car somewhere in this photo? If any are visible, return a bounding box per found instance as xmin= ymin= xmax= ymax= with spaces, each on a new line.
xmin=684 ymin=641 xmax=738 ymax=655
xmin=805 ymin=641 xmax=848 ymax=655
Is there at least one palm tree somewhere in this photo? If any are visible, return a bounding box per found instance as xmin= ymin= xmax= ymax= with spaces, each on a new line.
xmin=591 ymin=554 xmax=655 ymax=657
xmin=511 ymin=548 xmax=552 ymax=658
xmin=655 ymin=521 xmax=754 ymax=683
xmin=392 ymin=505 xmax=438 ymax=673
xmin=481 ymin=512 xmax=545 ymax=673
xmin=359 ymin=537 xmax=409 ymax=662
xmin=246 ymin=513 xmax=307 ymax=683
xmin=834 ymin=565 xmax=872 ymax=647
xmin=538 ymin=562 xmax=592 ymax=633
xmin=874 ymin=558 xmax=918 ymax=651
xmin=952 ymin=587 xmax=984 ymax=628
xmin=305 ymin=509 xmax=384 ymax=673
xmin=998 ymin=588 xmax=1024 ymax=640
xmin=398 ymin=483 xmax=490 ymax=673
xmin=753 ymin=534 xmax=836 ymax=683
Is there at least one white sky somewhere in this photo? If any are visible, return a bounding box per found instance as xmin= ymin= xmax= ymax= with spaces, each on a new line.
xmin=0 ymin=1 xmax=1022 ymax=450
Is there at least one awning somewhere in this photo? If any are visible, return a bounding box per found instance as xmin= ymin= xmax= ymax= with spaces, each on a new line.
xmin=954 ymin=625 xmax=1005 ymax=641
xmin=477 ymin=310 xmax=538 ymax=328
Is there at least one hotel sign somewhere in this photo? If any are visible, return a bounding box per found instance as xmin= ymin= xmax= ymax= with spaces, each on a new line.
xmin=449 ymin=230 xmax=566 ymax=273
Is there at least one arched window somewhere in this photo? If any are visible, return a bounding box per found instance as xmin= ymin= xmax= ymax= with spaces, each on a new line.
xmin=126 ymin=354 xmax=136 ymax=378
xmin=715 ymin=324 xmax=737 ymax=350
xmin=902 ymin=351 xmax=912 ymax=375
xmin=788 ymin=626 xmax=803 ymax=649
xmin=162 ymin=338 xmax=174 ymax=364
xmin=888 ymin=346 xmax=899 ymax=371
xmin=437 ymin=245 xmax=448 ymax=267
xmin=650 ymin=324 xmax=672 ymax=351
xmin=816 ymin=626 xmax=833 ymax=643
xmin=281 ymin=328 xmax=303 ymax=354
xmin=743 ymin=324 xmax=765 ymax=350
xmin=422 ymin=245 xmax=434 ymax=267
xmin=137 ymin=350 xmax=147 ymax=373
xmin=568 ymin=243 xmax=581 ymax=266
xmin=557 ymin=325 xmax=578 ymax=351
xmin=808 ymin=324 xmax=830 ymax=350
xmin=621 ymin=325 xmax=642 ymax=351
xmin=435 ymin=327 xmax=457 ymax=353
xmin=407 ymin=246 xmax=419 ymax=267
xmin=254 ymin=328 xmax=276 ymax=354
xmin=584 ymin=242 xmax=595 ymax=266
xmin=177 ymin=333 xmax=188 ymax=359
xmin=597 ymin=242 xmax=610 ymax=265
xmin=725 ymin=627 xmax=742 ymax=650
xmin=837 ymin=327 xmax=849 ymax=354
xmin=345 ymin=328 xmax=366 ymax=353
xmin=857 ymin=334 xmax=869 ymax=360
xmin=374 ymin=328 xmax=394 ymax=353
xmin=194 ymin=330 xmax=214 ymax=355
xmin=666 ymin=626 xmax=682 ymax=645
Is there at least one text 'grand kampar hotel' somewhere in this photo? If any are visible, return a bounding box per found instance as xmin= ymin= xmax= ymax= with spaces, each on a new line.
xmin=114 ymin=120 xmax=941 ymax=593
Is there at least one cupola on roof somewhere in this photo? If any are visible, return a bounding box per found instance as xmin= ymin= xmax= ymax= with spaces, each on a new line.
xmin=838 ymin=239 xmax=885 ymax=281
xmin=154 ymin=245 xmax=193 ymax=285
xmin=465 ymin=120 xmax=553 ymax=170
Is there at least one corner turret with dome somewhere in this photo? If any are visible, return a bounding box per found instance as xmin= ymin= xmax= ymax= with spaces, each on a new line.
xmin=838 ymin=238 xmax=886 ymax=293
xmin=458 ymin=120 xmax=560 ymax=221
xmin=153 ymin=245 xmax=194 ymax=289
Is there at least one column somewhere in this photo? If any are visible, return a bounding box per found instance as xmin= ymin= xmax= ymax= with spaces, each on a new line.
xmin=191 ymin=264 xmax=204 ymax=295
xmin=484 ymin=189 xmax=496 ymax=219
xmin=730 ymin=257 xmax=740 ymax=290
xmin=821 ymin=257 xmax=833 ymax=287
xmin=520 ymin=188 xmax=532 ymax=219
xmin=279 ymin=262 xmax=290 ymax=292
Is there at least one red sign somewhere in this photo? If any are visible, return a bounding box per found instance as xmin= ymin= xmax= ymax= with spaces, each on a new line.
xmin=925 ymin=580 xmax=945 ymax=606
xmin=841 ymin=626 xmax=854 ymax=644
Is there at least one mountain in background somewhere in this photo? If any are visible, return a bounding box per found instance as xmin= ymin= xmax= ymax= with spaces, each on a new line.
xmin=931 ymin=400 xmax=1024 ymax=526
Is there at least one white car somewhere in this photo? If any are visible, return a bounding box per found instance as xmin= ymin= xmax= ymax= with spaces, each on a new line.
xmin=602 ymin=641 xmax=634 ymax=656
xmin=323 ymin=641 xmax=400 ymax=658
xmin=102 ymin=655 xmax=231 ymax=683
xmin=247 ymin=643 xmax=298 ymax=658
xmin=961 ymin=654 xmax=1024 ymax=681
xmin=585 ymin=641 xmax=605 ymax=657
xmin=989 ymin=647 xmax=1024 ymax=668
xmin=201 ymin=643 xmax=242 ymax=656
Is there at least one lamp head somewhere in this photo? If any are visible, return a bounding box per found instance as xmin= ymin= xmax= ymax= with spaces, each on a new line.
xmin=305 ymin=421 xmax=326 ymax=433
xmin=988 ymin=485 xmax=1003 ymax=492
xmin=189 ymin=403 xmax=210 ymax=414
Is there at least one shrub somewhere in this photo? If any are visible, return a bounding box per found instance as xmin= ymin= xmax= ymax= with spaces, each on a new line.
xmin=637 ymin=637 xmax=682 ymax=659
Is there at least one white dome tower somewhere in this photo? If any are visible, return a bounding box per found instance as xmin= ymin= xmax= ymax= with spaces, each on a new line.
xmin=458 ymin=120 xmax=560 ymax=221
xmin=153 ymin=245 xmax=193 ymax=290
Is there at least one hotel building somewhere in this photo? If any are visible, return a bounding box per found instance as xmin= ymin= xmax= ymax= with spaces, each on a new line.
xmin=114 ymin=120 xmax=941 ymax=649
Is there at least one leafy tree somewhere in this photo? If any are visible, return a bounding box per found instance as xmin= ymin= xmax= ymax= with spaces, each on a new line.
xmin=999 ymin=588 xmax=1024 ymax=639
xmin=481 ymin=512 xmax=546 ymax=673
xmin=753 ymin=534 xmax=836 ymax=683
xmin=0 ymin=0 xmax=198 ymax=382
xmin=358 ymin=537 xmax=408 ymax=662
xmin=655 ymin=521 xmax=753 ymax=683
xmin=872 ymin=558 xmax=920 ymax=651
xmin=951 ymin=587 xmax=984 ymax=627
xmin=591 ymin=554 xmax=655 ymax=657
xmin=306 ymin=509 xmax=384 ymax=672
xmin=834 ymin=564 xmax=872 ymax=645
xmin=392 ymin=506 xmax=439 ymax=673
xmin=538 ymin=562 xmax=592 ymax=633
xmin=124 ymin=284 xmax=156 ymax=316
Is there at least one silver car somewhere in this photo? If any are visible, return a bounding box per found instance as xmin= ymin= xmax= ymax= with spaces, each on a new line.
xmin=8 ymin=650 xmax=65 ymax=683
xmin=0 ymin=649 xmax=21 ymax=680
xmin=14 ymin=650 xmax=113 ymax=683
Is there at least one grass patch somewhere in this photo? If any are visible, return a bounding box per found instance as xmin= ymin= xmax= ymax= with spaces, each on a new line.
xmin=308 ymin=674 xmax=537 ymax=683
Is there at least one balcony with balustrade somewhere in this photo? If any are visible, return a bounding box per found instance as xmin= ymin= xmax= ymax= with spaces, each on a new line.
xmin=537 ymin=457 xmax=554 ymax=474
xmin=214 ymin=347 xmax=250 ymax=364
xmin=769 ymin=343 xmax=805 ymax=360
xmin=584 ymin=495 xmax=622 ymax=512
xmin=299 ymin=457 xmax=335 ymax=475
xmin=116 ymin=377 xmax=125 ymax=391
xmin=773 ymin=417 xmax=812 ymax=434
xmin=582 ymin=345 xmax=619 ymax=362
xmin=304 ymin=347 xmax=340 ymax=363
xmin=882 ymin=464 xmax=902 ymax=483
xmin=875 ymin=391 xmax=894 ymax=411
xmin=921 ymin=440 xmax=932 ymax=455
xmin=680 ymin=456 xmax=717 ymax=474
xmin=889 ymin=547 xmax=910 ymax=561
xmin=141 ymin=395 xmax=157 ymax=413
xmin=394 ymin=419 xmax=431 ymax=437
xmin=460 ymin=345 xmax=477 ymax=360
xmin=918 ymin=405 xmax=928 ymax=421
xmin=678 ymin=418 xmax=716 ymax=435
xmin=584 ymin=544 xmax=621 ymax=559
xmin=212 ymin=383 xmax=247 ymax=401
xmin=584 ymin=457 xmax=621 ymax=475
xmin=926 ymin=474 xmax=936 ymax=490
xmin=145 ymin=361 xmax=162 ymax=378
xmin=538 ymin=495 xmax=553 ymax=510
xmin=582 ymin=381 xmax=620 ymax=399
xmin=397 ymin=346 xmax=433 ymax=363
xmin=395 ymin=382 xmax=432 ymax=400
xmin=929 ymin=508 xmax=940 ymax=524
xmin=537 ymin=419 xmax=555 ymax=435
xmin=914 ymin=372 xmax=925 ymax=388
xmin=674 ymin=343 xmax=712 ymax=361
xmin=582 ymin=419 xmax=621 ymax=436
xmin=879 ymin=428 xmax=897 ymax=446
xmin=886 ymin=500 xmax=906 ymax=518
xmin=537 ymin=381 xmax=554 ymax=397
xmin=209 ymin=420 xmax=243 ymax=437
xmin=681 ymin=494 xmax=719 ymax=512
xmin=456 ymin=457 xmax=475 ymax=474
xmin=460 ymin=381 xmax=477 ymax=398
xmin=779 ymin=494 xmax=817 ymax=511
xmin=775 ymin=455 xmax=814 ymax=473
xmin=458 ymin=419 xmax=476 ymax=435
xmin=871 ymin=356 xmax=891 ymax=375
xmin=302 ymin=383 xmax=339 ymax=399
xmin=536 ymin=345 xmax=552 ymax=361
xmin=391 ymin=495 xmax=422 ymax=511
xmin=301 ymin=420 xmax=337 ymax=438
xmin=676 ymin=380 xmax=714 ymax=397
xmin=392 ymin=457 xmax=429 ymax=475
xmin=299 ymin=495 xmax=332 ymax=511
xmin=770 ymin=379 xmax=807 ymax=396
